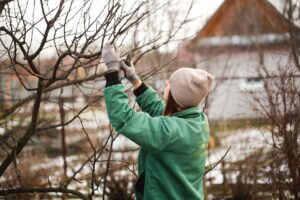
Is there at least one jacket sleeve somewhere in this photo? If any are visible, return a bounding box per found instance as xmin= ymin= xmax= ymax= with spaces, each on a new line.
xmin=104 ymin=84 xmax=172 ymax=153
xmin=135 ymin=86 xmax=165 ymax=117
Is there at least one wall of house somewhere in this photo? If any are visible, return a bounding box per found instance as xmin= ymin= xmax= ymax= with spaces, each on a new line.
xmin=196 ymin=48 xmax=290 ymax=120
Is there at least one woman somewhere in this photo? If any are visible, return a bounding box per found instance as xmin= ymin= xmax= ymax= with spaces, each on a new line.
xmin=102 ymin=43 xmax=214 ymax=200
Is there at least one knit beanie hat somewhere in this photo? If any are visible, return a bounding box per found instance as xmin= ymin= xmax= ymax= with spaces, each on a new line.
xmin=169 ymin=68 xmax=214 ymax=108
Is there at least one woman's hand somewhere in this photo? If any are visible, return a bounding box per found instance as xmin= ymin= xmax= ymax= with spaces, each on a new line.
xmin=120 ymin=61 xmax=141 ymax=86
xmin=102 ymin=43 xmax=121 ymax=73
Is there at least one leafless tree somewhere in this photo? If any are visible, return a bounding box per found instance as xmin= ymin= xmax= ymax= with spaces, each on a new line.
xmin=0 ymin=0 xmax=195 ymax=199
xmin=251 ymin=63 xmax=300 ymax=199
xmin=250 ymin=1 xmax=300 ymax=199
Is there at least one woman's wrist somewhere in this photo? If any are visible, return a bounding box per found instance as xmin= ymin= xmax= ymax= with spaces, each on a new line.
xmin=133 ymin=81 xmax=148 ymax=96
xmin=133 ymin=79 xmax=142 ymax=89
xmin=105 ymin=71 xmax=121 ymax=87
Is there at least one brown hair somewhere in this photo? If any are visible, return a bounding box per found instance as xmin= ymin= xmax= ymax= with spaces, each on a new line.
xmin=163 ymin=91 xmax=183 ymax=116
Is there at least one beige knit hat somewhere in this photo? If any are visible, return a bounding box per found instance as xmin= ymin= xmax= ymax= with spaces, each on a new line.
xmin=169 ymin=68 xmax=214 ymax=108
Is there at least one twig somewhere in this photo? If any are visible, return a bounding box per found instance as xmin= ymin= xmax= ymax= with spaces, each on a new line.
xmin=0 ymin=187 xmax=88 ymax=200
xmin=205 ymin=146 xmax=231 ymax=175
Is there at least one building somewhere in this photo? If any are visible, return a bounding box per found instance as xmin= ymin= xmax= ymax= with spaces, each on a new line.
xmin=180 ymin=0 xmax=299 ymax=120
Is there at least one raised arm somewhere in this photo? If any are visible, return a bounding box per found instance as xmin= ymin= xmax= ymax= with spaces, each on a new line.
xmin=104 ymin=84 xmax=170 ymax=153
xmin=104 ymin=83 xmax=210 ymax=154
xmin=102 ymin=43 xmax=209 ymax=153
xmin=133 ymin=82 xmax=165 ymax=117
xmin=121 ymin=61 xmax=165 ymax=117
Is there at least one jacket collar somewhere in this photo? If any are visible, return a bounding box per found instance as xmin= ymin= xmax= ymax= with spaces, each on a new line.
xmin=171 ymin=106 xmax=202 ymax=118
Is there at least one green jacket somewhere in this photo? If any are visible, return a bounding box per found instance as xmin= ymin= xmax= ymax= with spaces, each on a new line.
xmin=104 ymin=84 xmax=210 ymax=200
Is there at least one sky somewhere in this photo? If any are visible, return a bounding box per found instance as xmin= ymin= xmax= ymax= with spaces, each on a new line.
xmin=137 ymin=0 xmax=285 ymax=51
xmin=170 ymin=0 xmax=284 ymax=38
xmin=0 ymin=0 xmax=287 ymax=57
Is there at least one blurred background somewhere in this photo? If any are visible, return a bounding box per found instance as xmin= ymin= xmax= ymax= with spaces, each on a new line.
xmin=0 ymin=0 xmax=299 ymax=199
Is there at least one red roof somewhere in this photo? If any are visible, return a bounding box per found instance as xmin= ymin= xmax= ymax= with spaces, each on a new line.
xmin=192 ymin=0 xmax=295 ymax=42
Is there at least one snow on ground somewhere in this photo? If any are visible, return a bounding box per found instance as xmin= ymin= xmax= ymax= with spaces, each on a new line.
xmin=1 ymin=106 xmax=276 ymax=194
xmin=27 ymin=115 xmax=138 ymax=192
xmin=206 ymin=128 xmax=272 ymax=185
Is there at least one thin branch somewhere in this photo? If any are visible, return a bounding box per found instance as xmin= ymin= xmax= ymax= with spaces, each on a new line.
xmin=0 ymin=187 xmax=88 ymax=200
xmin=205 ymin=146 xmax=231 ymax=175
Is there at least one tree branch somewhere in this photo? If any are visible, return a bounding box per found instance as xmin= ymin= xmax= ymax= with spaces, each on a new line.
xmin=0 ymin=187 xmax=88 ymax=200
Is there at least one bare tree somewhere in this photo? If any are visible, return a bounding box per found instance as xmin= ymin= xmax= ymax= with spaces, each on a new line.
xmin=0 ymin=0 xmax=194 ymax=199
xmin=251 ymin=63 xmax=300 ymax=199
xmin=250 ymin=1 xmax=300 ymax=198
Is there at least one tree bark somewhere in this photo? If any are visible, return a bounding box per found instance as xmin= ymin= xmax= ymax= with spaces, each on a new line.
xmin=0 ymin=81 xmax=43 ymax=176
